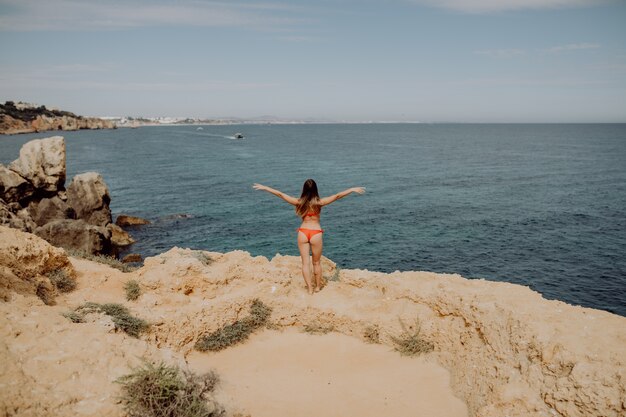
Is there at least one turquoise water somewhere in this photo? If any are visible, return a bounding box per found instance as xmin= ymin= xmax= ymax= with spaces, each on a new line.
xmin=2 ymin=124 xmax=625 ymax=316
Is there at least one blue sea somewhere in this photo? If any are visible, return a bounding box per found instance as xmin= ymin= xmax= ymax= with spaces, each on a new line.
xmin=1 ymin=124 xmax=625 ymax=316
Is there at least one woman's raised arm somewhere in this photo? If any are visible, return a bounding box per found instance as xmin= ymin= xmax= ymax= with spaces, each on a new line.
xmin=253 ymin=183 xmax=299 ymax=205
xmin=320 ymin=187 xmax=365 ymax=206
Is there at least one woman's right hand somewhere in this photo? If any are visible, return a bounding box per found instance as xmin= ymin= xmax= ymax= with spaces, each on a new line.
xmin=351 ymin=187 xmax=366 ymax=194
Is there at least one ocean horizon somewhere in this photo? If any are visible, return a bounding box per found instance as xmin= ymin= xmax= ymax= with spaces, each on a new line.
xmin=2 ymin=123 xmax=625 ymax=316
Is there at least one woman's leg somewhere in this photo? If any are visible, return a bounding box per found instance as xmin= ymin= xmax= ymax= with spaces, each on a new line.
xmin=297 ymin=232 xmax=314 ymax=294
xmin=309 ymin=233 xmax=324 ymax=291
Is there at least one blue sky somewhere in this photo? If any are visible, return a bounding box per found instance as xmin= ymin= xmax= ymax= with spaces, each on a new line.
xmin=1 ymin=0 xmax=625 ymax=122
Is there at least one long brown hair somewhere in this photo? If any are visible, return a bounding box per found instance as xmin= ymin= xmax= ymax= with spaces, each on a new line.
xmin=296 ymin=179 xmax=321 ymax=218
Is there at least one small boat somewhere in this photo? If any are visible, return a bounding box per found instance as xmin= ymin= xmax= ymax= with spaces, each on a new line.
xmin=196 ymin=127 xmax=204 ymax=130
xmin=234 ymin=133 xmax=244 ymax=139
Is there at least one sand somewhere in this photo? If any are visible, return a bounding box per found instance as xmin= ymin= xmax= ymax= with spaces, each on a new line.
xmin=188 ymin=328 xmax=467 ymax=417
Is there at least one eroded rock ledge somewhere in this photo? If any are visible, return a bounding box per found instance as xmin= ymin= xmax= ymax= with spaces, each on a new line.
xmin=1 ymin=227 xmax=624 ymax=417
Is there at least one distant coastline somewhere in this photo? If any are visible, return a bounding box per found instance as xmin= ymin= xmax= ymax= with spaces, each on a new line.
xmin=0 ymin=101 xmax=116 ymax=135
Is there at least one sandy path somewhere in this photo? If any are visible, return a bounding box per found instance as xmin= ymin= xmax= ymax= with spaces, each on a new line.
xmin=187 ymin=328 xmax=467 ymax=417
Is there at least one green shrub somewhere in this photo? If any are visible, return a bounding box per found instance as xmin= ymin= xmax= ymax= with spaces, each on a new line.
xmin=124 ymin=279 xmax=141 ymax=301
xmin=390 ymin=317 xmax=434 ymax=356
xmin=75 ymin=302 xmax=149 ymax=337
xmin=116 ymin=360 xmax=223 ymax=417
xmin=48 ymin=269 xmax=76 ymax=292
xmin=195 ymin=299 xmax=271 ymax=352
xmin=66 ymin=249 xmax=137 ymax=273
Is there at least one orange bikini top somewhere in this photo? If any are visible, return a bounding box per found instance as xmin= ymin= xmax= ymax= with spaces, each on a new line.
xmin=304 ymin=211 xmax=320 ymax=218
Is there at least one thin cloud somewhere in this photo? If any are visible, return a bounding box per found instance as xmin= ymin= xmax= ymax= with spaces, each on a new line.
xmin=474 ymin=48 xmax=525 ymax=58
xmin=544 ymin=43 xmax=601 ymax=53
xmin=0 ymin=0 xmax=304 ymax=31
xmin=411 ymin=0 xmax=606 ymax=13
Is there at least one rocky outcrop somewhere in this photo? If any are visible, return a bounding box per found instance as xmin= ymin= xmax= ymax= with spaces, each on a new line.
xmin=8 ymin=136 xmax=66 ymax=193
xmin=0 ymin=101 xmax=115 ymax=135
xmin=0 ymin=226 xmax=75 ymax=301
xmin=67 ymin=172 xmax=112 ymax=226
xmin=0 ymin=136 xmax=131 ymax=255
xmin=122 ymin=253 xmax=142 ymax=263
xmin=35 ymin=219 xmax=111 ymax=255
xmin=27 ymin=196 xmax=75 ymax=227
xmin=116 ymin=214 xmax=150 ymax=226
xmin=0 ymin=165 xmax=34 ymax=203
xmin=107 ymin=223 xmax=135 ymax=247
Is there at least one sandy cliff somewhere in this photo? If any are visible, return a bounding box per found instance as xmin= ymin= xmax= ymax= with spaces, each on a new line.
xmin=1 ymin=226 xmax=625 ymax=417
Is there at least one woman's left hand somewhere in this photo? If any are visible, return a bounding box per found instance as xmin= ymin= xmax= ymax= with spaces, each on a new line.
xmin=253 ymin=183 xmax=267 ymax=191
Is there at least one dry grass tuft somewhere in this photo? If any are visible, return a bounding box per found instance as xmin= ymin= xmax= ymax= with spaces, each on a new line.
xmin=67 ymin=249 xmax=138 ymax=272
xmin=303 ymin=322 xmax=335 ymax=335
xmin=326 ymin=267 xmax=341 ymax=282
xmin=390 ymin=317 xmax=434 ymax=356
xmin=193 ymin=251 xmax=213 ymax=266
xmin=116 ymin=360 xmax=223 ymax=417
xmin=48 ymin=269 xmax=76 ymax=293
xmin=74 ymin=302 xmax=149 ymax=337
xmin=36 ymin=281 xmax=55 ymax=305
xmin=363 ymin=325 xmax=380 ymax=344
xmin=62 ymin=310 xmax=85 ymax=323
xmin=195 ymin=299 xmax=271 ymax=352
xmin=124 ymin=279 xmax=141 ymax=301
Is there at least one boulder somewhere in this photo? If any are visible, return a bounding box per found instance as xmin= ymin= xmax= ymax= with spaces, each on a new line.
xmin=0 ymin=199 xmax=35 ymax=232
xmin=122 ymin=253 xmax=142 ymax=263
xmin=115 ymin=214 xmax=150 ymax=227
xmin=0 ymin=165 xmax=34 ymax=203
xmin=34 ymin=219 xmax=111 ymax=255
xmin=66 ymin=172 xmax=111 ymax=227
xmin=8 ymin=136 xmax=66 ymax=193
xmin=106 ymin=223 xmax=135 ymax=246
xmin=0 ymin=225 xmax=75 ymax=301
xmin=27 ymin=196 xmax=75 ymax=227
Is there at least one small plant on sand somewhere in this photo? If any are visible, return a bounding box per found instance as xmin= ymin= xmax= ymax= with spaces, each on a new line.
xmin=390 ymin=317 xmax=434 ymax=356
xmin=124 ymin=279 xmax=141 ymax=301
xmin=303 ymin=322 xmax=335 ymax=335
xmin=193 ymin=251 xmax=213 ymax=266
xmin=48 ymin=269 xmax=76 ymax=293
xmin=327 ymin=267 xmax=341 ymax=282
xmin=116 ymin=360 xmax=223 ymax=417
xmin=363 ymin=325 xmax=380 ymax=344
xmin=74 ymin=302 xmax=149 ymax=337
xmin=195 ymin=299 xmax=271 ymax=352
xmin=66 ymin=249 xmax=138 ymax=273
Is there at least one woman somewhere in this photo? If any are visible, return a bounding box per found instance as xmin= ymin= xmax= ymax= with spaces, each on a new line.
xmin=253 ymin=179 xmax=365 ymax=294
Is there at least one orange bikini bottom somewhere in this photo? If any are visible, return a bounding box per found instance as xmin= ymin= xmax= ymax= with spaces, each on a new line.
xmin=297 ymin=228 xmax=324 ymax=242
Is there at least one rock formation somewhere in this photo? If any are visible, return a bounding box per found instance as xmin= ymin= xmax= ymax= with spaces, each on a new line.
xmin=0 ymin=101 xmax=116 ymax=135
xmin=8 ymin=136 xmax=66 ymax=193
xmin=115 ymin=214 xmax=150 ymax=226
xmin=0 ymin=136 xmax=132 ymax=255
xmin=0 ymin=226 xmax=75 ymax=302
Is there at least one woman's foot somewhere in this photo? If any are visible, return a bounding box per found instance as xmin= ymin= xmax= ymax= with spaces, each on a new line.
xmin=314 ymin=286 xmax=322 ymax=293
